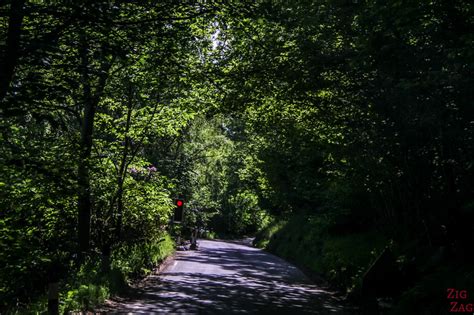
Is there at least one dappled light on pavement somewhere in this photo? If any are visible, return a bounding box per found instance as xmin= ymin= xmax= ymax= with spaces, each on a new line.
xmin=103 ymin=240 xmax=348 ymax=314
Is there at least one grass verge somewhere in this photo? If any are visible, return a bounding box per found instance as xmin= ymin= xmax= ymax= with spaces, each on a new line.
xmin=254 ymin=215 xmax=387 ymax=292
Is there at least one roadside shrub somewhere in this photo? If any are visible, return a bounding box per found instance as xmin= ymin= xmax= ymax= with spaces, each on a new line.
xmin=60 ymin=232 xmax=174 ymax=313
xmin=111 ymin=233 xmax=174 ymax=279
xmin=253 ymin=218 xmax=287 ymax=248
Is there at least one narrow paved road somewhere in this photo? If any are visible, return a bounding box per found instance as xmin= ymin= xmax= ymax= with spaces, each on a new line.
xmin=103 ymin=240 xmax=348 ymax=314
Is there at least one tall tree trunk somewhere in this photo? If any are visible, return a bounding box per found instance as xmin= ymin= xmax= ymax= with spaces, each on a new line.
xmin=0 ymin=0 xmax=26 ymax=102
xmin=77 ymin=35 xmax=110 ymax=255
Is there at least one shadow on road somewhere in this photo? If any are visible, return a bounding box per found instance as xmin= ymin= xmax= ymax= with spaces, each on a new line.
xmin=103 ymin=241 xmax=349 ymax=314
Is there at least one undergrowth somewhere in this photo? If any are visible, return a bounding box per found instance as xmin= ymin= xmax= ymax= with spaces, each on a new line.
xmin=8 ymin=233 xmax=174 ymax=314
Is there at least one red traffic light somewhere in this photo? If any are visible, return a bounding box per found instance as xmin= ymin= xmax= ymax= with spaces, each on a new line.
xmin=174 ymin=199 xmax=184 ymax=222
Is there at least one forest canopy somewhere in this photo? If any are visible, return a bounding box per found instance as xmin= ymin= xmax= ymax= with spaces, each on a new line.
xmin=0 ymin=0 xmax=473 ymax=313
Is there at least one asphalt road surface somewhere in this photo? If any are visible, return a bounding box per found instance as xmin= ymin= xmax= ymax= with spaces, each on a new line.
xmin=103 ymin=240 xmax=348 ymax=314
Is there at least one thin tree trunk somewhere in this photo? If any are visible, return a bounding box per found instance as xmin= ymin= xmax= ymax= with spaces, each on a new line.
xmin=77 ymin=35 xmax=94 ymax=255
xmin=111 ymin=93 xmax=160 ymax=240
xmin=116 ymin=87 xmax=134 ymax=240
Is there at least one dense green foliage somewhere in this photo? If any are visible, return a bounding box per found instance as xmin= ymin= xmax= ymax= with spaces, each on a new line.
xmin=181 ymin=115 xmax=270 ymax=235
xmin=0 ymin=0 xmax=225 ymax=312
xmin=1 ymin=0 xmax=473 ymax=313
xmin=187 ymin=0 xmax=474 ymax=311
